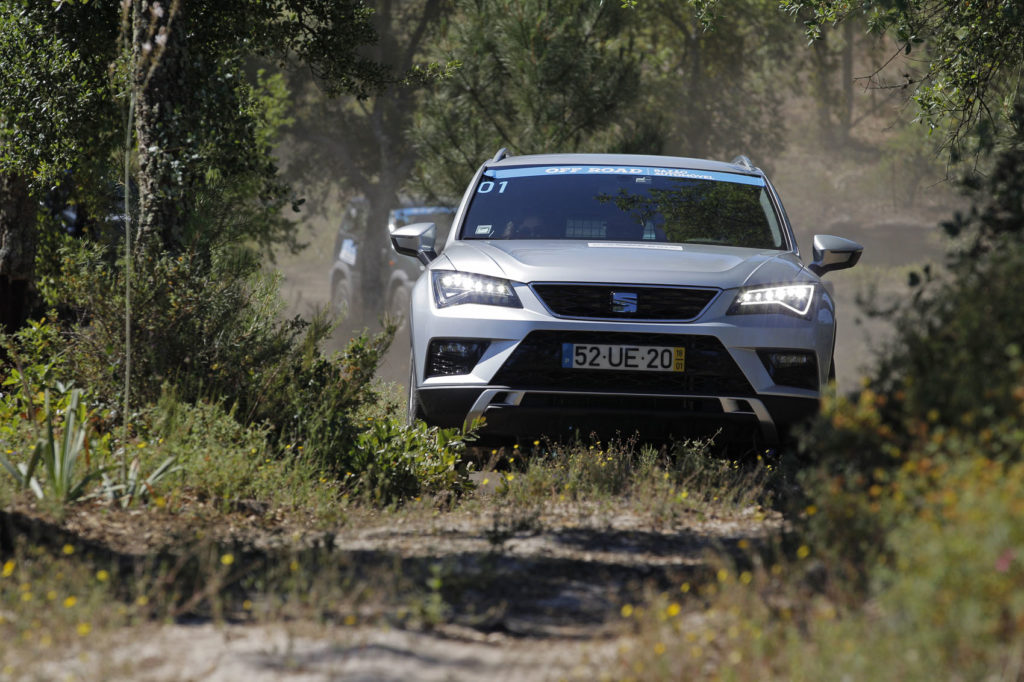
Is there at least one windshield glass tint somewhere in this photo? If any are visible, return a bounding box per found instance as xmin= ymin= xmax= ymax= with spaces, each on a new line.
xmin=460 ymin=166 xmax=785 ymax=249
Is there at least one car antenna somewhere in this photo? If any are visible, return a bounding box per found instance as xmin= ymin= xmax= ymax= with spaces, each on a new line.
xmin=491 ymin=148 xmax=508 ymax=162
xmin=731 ymin=155 xmax=755 ymax=170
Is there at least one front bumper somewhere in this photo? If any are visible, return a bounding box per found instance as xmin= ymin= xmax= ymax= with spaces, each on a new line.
xmin=409 ymin=278 xmax=833 ymax=445
xmin=418 ymin=385 xmax=818 ymax=445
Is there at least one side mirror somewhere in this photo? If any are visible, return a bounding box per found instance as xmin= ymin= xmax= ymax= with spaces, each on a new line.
xmin=391 ymin=222 xmax=437 ymax=265
xmin=809 ymin=234 xmax=863 ymax=276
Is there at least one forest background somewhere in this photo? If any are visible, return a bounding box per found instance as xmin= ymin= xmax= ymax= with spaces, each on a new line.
xmin=1 ymin=0 xmax=1024 ymax=679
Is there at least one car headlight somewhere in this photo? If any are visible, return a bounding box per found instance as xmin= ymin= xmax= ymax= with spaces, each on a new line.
xmin=728 ymin=283 xmax=815 ymax=317
xmin=432 ymin=271 xmax=523 ymax=308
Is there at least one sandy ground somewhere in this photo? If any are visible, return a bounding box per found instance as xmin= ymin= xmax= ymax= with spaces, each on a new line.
xmin=10 ymin=499 xmax=783 ymax=681
xmin=41 ymin=622 xmax=615 ymax=681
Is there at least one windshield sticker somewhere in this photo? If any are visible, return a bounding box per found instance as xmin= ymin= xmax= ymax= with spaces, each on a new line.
xmin=476 ymin=180 xmax=509 ymax=194
xmin=485 ymin=165 xmax=764 ymax=186
xmin=588 ymin=242 xmax=684 ymax=251
xmin=475 ymin=224 xmax=493 ymax=236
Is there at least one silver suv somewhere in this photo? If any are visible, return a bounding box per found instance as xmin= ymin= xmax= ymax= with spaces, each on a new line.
xmin=392 ymin=151 xmax=862 ymax=445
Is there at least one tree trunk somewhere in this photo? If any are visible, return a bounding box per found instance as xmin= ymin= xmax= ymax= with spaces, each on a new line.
xmin=361 ymin=180 xmax=400 ymax=318
xmin=354 ymin=0 xmax=441 ymax=319
xmin=811 ymin=31 xmax=837 ymax=147
xmin=132 ymin=0 xmax=191 ymax=250
xmin=839 ymin=19 xmax=855 ymax=146
xmin=0 ymin=172 xmax=37 ymax=333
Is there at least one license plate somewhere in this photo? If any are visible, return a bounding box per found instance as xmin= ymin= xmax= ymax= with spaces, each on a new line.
xmin=561 ymin=343 xmax=685 ymax=372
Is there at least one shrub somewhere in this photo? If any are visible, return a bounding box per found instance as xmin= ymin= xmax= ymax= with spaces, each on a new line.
xmin=789 ymin=118 xmax=1024 ymax=590
xmin=144 ymin=390 xmax=340 ymax=513
xmin=346 ymin=417 xmax=476 ymax=507
xmin=42 ymin=237 xmax=396 ymax=468
xmin=27 ymin=195 xmax=480 ymax=508
xmin=874 ymin=436 xmax=1024 ymax=677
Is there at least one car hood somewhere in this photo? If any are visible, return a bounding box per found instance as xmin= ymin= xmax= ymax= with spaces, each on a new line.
xmin=437 ymin=240 xmax=808 ymax=289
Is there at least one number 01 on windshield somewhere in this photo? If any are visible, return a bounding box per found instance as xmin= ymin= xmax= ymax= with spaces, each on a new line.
xmin=561 ymin=343 xmax=686 ymax=372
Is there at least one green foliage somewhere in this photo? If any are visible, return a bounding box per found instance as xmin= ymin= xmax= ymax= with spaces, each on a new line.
xmin=876 ymin=250 xmax=1024 ymax=431
xmin=146 ymin=391 xmax=341 ymax=512
xmin=631 ymin=0 xmax=796 ymax=163
xmin=49 ymin=240 xmax=294 ymax=411
xmin=943 ymin=101 xmax=1024 ymax=249
xmin=791 ymin=129 xmax=1024 ymax=584
xmin=0 ymin=2 xmax=120 ymax=192
xmin=797 ymin=119 xmax=1024 ymax=470
xmin=411 ymin=0 xmax=642 ymax=200
xmin=870 ymin=112 xmax=1024 ymax=435
xmin=0 ymin=0 xmax=391 ymax=261
xmin=0 ymin=389 xmax=108 ymax=504
xmin=615 ymin=432 xmax=1024 ymax=680
xmin=780 ymin=0 xmax=1024 ymax=155
xmin=269 ymin=323 xmax=395 ymax=472
xmin=0 ymin=316 xmax=71 ymax=402
xmin=98 ymin=451 xmax=179 ymax=509
xmin=347 ymin=417 xmax=476 ymax=507
xmin=45 ymin=234 xmax=398 ymax=467
xmin=33 ymin=229 xmax=480 ymax=508
xmin=874 ymin=443 xmax=1024 ymax=675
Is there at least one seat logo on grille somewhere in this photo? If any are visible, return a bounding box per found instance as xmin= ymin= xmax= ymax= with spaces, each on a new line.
xmin=610 ymin=291 xmax=638 ymax=313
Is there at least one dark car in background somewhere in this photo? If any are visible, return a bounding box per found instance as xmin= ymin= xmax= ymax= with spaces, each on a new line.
xmin=329 ymin=199 xmax=369 ymax=323
xmin=330 ymin=200 xmax=455 ymax=328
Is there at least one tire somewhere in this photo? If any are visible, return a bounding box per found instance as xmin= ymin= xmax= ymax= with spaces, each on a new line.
xmin=331 ymin=276 xmax=354 ymax=321
xmin=387 ymin=283 xmax=412 ymax=333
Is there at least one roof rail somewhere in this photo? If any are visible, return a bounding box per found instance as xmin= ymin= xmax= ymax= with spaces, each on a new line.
xmin=731 ymin=155 xmax=755 ymax=170
xmin=491 ymin=147 xmax=508 ymax=162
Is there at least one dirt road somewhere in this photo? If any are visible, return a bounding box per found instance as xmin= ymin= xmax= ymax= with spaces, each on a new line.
xmin=10 ymin=495 xmax=782 ymax=681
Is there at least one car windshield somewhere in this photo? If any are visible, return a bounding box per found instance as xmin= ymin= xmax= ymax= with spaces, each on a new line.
xmin=459 ymin=165 xmax=786 ymax=249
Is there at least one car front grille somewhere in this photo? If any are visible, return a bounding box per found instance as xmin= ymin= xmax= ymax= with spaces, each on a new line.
xmin=491 ymin=330 xmax=754 ymax=396
xmin=531 ymin=283 xmax=717 ymax=321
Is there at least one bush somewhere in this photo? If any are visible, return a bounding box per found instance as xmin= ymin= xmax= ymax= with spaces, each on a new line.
xmin=21 ymin=192 xmax=475 ymax=509
xmin=870 ymin=244 xmax=1024 ymax=435
xmin=346 ymin=417 xmax=476 ymax=507
xmin=42 ymin=238 xmax=396 ymax=469
xmin=796 ymin=114 xmax=1024 ymax=472
xmin=786 ymin=114 xmax=1024 ymax=595
xmin=144 ymin=390 xmax=340 ymax=513
xmin=874 ymin=436 xmax=1024 ymax=677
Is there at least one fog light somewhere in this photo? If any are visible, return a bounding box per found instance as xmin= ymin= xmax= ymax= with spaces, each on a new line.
xmin=758 ymin=350 xmax=818 ymax=390
xmin=426 ymin=338 xmax=489 ymax=377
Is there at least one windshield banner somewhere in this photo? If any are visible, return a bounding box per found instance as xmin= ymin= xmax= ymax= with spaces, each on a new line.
xmin=485 ymin=165 xmax=765 ymax=186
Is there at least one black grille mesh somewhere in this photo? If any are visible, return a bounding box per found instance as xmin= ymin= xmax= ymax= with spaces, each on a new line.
xmin=491 ymin=331 xmax=754 ymax=396
xmin=532 ymin=284 xmax=717 ymax=321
